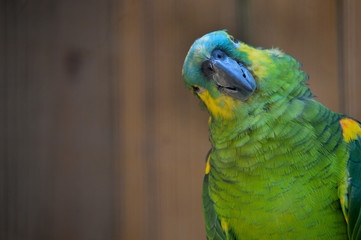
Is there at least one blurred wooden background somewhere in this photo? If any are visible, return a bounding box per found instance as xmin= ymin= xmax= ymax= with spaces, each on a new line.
xmin=1 ymin=0 xmax=360 ymax=239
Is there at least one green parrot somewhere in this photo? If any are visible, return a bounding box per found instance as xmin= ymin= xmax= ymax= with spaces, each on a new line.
xmin=182 ymin=30 xmax=361 ymax=240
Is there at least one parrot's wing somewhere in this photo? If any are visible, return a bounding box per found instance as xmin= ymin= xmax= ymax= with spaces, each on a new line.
xmin=202 ymin=173 xmax=227 ymax=240
xmin=345 ymin=134 xmax=361 ymax=240
xmin=202 ymin=150 xmax=227 ymax=240
xmin=339 ymin=118 xmax=361 ymax=240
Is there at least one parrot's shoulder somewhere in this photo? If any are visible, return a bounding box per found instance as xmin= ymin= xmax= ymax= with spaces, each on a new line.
xmin=339 ymin=117 xmax=361 ymax=143
xmin=338 ymin=117 xmax=361 ymax=239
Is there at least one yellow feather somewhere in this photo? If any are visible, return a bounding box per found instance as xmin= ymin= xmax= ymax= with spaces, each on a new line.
xmin=205 ymin=154 xmax=211 ymax=174
xmin=221 ymin=218 xmax=229 ymax=232
xmin=338 ymin=176 xmax=349 ymax=224
xmin=340 ymin=118 xmax=361 ymax=142
xmin=198 ymin=90 xmax=236 ymax=119
xmin=237 ymin=43 xmax=272 ymax=79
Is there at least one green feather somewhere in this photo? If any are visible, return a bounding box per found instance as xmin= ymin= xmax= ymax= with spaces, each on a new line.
xmin=346 ymin=135 xmax=361 ymax=239
xmin=203 ymin=173 xmax=227 ymax=240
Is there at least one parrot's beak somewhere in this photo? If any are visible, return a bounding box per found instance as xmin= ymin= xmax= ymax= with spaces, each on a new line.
xmin=202 ymin=49 xmax=256 ymax=101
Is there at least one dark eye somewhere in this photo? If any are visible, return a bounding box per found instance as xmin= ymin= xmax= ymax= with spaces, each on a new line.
xmin=191 ymin=85 xmax=205 ymax=94
xmin=230 ymin=36 xmax=239 ymax=44
xmin=192 ymin=85 xmax=200 ymax=93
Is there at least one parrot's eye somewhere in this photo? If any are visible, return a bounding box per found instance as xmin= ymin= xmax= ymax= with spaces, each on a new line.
xmin=229 ymin=36 xmax=240 ymax=48
xmin=192 ymin=85 xmax=200 ymax=93
xmin=230 ymin=36 xmax=238 ymax=43
xmin=191 ymin=85 xmax=205 ymax=94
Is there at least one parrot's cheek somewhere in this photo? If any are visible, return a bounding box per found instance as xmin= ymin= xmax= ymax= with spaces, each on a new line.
xmin=197 ymin=90 xmax=237 ymax=119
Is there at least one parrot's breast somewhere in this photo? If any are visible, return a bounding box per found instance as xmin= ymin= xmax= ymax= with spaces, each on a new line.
xmin=208 ymin=166 xmax=347 ymax=239
xmin=206 ymin=102 xmax=349 ymax=239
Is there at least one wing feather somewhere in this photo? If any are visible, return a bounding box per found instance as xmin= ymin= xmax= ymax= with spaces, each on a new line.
xmin=341 ymin=118 xmax=361 ymax=239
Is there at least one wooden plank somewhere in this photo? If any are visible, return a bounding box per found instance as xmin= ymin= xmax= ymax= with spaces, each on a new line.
xmin=4 ymin=1 xmax=117 ymax=239
xmin=338 ymin=0 xmax=361 ymax=119
xmin=117 ymin=1 xmax=149 ymax=239
xmin=248 ymin=0 xmax=339 ymax=112
xmin=1 ymin=1 xmax=7 ymax=239
xmin=108 ymin=1 xmax=123 ymax=239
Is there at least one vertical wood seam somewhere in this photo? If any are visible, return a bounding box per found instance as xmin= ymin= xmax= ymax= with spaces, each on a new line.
xmin=2 ymin=1 xmax=9 ymax=239
xmin=336 ymin=0 xmax=345 ymax=113
xmin=142 ymin=0 xmax=158 ymax=239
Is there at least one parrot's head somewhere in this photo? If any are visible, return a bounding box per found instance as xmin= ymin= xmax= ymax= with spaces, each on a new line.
xmin=182 ymin=30 xmax=310 ymax=121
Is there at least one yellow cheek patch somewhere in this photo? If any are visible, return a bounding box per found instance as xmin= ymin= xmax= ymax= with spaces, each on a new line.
xmin=205 ymin=154 xmax=211 ymax=174
xmin=340 ymin=118 xmax=361 ymax=142
xmin=238 ymin=43 xmax=272 ymax=79
xmin=198 ymin=90 xmax=236 ymax=119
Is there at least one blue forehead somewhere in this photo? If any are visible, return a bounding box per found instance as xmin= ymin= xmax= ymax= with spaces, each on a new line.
xmin=182 ymin=30 xmax=233 ymax=88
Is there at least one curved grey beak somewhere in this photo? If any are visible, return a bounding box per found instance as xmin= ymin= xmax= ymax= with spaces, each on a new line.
xmin=202 ymin=49 xmax=256 ymax=101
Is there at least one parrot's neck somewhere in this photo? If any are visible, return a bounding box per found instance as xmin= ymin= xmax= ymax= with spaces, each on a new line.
xmin=208 ymin=98 xmax=345 ymax=171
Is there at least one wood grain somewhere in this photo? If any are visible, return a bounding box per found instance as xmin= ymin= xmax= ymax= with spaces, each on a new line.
xmin=3 ymin=1 xmax=116 ymax=239
xmin=3 ymin=1 xmax=359 ymax=240
xmin=338 ymin=0 xmax=361 ymax=119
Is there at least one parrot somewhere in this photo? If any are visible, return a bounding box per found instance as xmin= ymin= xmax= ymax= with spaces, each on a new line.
xmin=182 ymin=30 xmax=361 ymax=240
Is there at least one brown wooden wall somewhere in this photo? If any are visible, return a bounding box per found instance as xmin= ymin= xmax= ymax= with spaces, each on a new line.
xmin=2 ymin=0 xmax=360 ymax=240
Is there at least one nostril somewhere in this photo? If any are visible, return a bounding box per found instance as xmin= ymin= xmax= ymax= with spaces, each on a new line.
xmin=240 ymin=69 xmax=246 ymax=78
xmin=212 ymin=49 xmax=224 ymax=59
xmin=201 ymin=60 xmax=215 ymax=78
